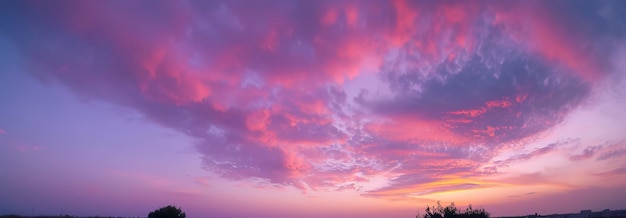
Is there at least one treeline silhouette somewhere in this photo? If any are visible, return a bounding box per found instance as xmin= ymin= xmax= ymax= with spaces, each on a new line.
xmin=418 ymin=201 xmax=489 ymax=218
xmin=0 ymin=206 xmax=185 ymax=218
xmin=0 ymin=216 xmax=139 ymax=218
xmin=3 ymin=203 xmax=487 ymax=218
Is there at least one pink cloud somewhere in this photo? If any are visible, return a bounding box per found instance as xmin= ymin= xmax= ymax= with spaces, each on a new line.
xmin=364 ymin=116 xmax=469 ymax=145
xmin=3 ymin=0 xmax=623 ymax=198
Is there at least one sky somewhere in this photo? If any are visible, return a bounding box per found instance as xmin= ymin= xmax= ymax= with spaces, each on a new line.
xmin=1 ymin=0 xmax=626 ymax=217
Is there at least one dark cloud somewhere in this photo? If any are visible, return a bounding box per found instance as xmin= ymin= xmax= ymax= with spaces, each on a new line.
xmin=360 ymin=23 xmax=592 ymax=145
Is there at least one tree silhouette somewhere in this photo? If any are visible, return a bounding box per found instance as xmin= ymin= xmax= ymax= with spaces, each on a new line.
xmin=418 ymin=201 xmax=489 ymax=218
xmin=148 ymin=206 xmax=186 ymax=218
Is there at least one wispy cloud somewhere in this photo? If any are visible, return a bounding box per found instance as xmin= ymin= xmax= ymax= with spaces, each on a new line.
xmin=492 ymin=139 xmax=576 ymax=167
xmin=569 ymin=145 xmax=601 ymax=161
xmin=596 ymin=141 xmax=626 ymax=161
xmin=508 ymin=192 xmax=536 ymax=198
xmin=595 ymin=166 xmax=626 ymax=177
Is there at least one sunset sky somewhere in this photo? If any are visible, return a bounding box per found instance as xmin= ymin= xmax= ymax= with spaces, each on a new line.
xmin=1 ymin=0 xmax=626 ymax=217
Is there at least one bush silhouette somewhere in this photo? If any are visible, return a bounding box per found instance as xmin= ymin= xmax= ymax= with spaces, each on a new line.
xmin=148 ymin=205 xmax=186 ymax=218
xmin=418 ymin=201 xmax=489 ymax=218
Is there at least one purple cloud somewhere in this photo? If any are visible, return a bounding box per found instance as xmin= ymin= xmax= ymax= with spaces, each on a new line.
xmin=596 ymin=141 xmax=626 ymax=161
xmin=1 ymin=0 xmax=624 ymax=197
xmin=569 ymin=145 xmax=602 ymax=161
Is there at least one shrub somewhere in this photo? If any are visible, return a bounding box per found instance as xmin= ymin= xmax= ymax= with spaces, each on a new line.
xmin=147 ymin=206 xmax=185 ymax=218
